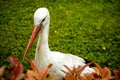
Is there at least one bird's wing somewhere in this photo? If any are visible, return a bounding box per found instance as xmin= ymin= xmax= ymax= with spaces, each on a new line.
xmin=51 ymin=51 xmax=86 ymax=66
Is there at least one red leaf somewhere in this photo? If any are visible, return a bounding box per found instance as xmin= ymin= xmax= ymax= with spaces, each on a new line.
xmin=8 ymin=64 xmax=24 ymax=80
xmin=8 ymin=56 xmax=18 ymax=68
xmin=0 ymin=66 xmax=6 ymax=76
xmin=8 ymin=56 xmax=24 ymax=80
xmin=0 ymin=66 xmax=6 ymax=80
xmin=113 ymin=69 xmax=120 ymax=80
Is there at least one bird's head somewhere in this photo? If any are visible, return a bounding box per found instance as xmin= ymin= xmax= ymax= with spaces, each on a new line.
xmin=34 ymin=8 xmax=50 ymax=28
xmin=23 ymin=8 xmax=50 ymax=61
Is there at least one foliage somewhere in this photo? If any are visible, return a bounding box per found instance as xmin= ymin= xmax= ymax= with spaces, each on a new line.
xmin=62 ymin=63 xmax=112 ymax=80
xmin=24 ymin=60 xmax=53 ymax=80
xmin=0 ymin=66 xmax=6 ymax=80
xmin=111 ymin=69 xmax=120 ymax=80
xmin=0 ymin=56 xmax=24 ymax=80
xmin=0 ymin=56 xmax=55 ymax=80
xmin=63 ymin=63 xmax=120 ymax=80
xmin=0 ymin=56 xmax=120 ymax=80
xmin=8 ymin=56 xmax=24 ymax=80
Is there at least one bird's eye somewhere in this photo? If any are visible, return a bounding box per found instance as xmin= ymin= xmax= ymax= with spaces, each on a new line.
xmin=40 ymin=16 xmax=47 ymax=25
xmin=41 ymin=18 xmax=46 ymax=23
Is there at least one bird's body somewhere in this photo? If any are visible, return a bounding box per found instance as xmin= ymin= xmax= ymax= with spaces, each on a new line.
xmin=35 ymin=51 xmax=94 ymax=78
xmin=23 ymin=8 xmax=95 ymax=80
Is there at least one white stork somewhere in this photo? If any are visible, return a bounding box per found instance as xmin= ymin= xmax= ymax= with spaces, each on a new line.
xmin=23 ymin=8 xmax=95 ymax=79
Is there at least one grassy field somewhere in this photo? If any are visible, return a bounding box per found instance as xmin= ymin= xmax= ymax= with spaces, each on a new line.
xmin=0 ymin=0 xmax=120 ymax=72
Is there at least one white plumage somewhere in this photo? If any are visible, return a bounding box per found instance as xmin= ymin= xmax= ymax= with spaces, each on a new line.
xmin=23 ymin=8 xmax=95 ymax=80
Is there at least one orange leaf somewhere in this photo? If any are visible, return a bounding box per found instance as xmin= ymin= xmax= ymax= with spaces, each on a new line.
xmin=25 ymin=60 xmax=53 ymax=80
xmin=28 ymin=60 xmax=40 ymax=74
xmin=24 ymin=70 xmax=39 ymax=80
xmin=39 ymin=64 xmax=53 ymax=80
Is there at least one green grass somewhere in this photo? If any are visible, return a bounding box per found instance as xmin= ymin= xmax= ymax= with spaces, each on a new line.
xmin=0 ymin=0 xmax=120 ymax=72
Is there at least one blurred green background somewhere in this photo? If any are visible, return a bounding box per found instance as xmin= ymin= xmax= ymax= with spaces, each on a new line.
xmin=0 ymin=0 xmax=120 ymax=72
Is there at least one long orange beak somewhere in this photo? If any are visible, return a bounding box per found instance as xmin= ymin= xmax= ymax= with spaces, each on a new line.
xmin=22 ymin=25 xmax=41 ymax=61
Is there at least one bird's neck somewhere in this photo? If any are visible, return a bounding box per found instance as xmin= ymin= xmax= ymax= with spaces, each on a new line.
xmin=35 ymin=22 xmax=50 ymax=60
